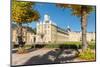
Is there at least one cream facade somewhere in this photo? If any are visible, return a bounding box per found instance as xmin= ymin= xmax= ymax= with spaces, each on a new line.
xmin=12 ymin=26 xmax=35 ymax=46
xmin=12 ymin=14 xmax=95 ymax=45
xmin=67 ymin=31 xmax=95 ymax=42
xmin=36 ymin=14 xmax=68 ymax=44
xmin=36 ymin=14 xmax=95 ymax=43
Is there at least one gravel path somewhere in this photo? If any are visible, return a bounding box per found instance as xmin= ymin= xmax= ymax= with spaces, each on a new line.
xmin=12 ymin=48 xmax=55 ymax=66
xmin=12 ymin=48 xmax=94 ymax=66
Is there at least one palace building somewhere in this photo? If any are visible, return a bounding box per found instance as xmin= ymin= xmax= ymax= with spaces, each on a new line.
xmin=12 ymin=25 xmax=36 ymax=46
xmin=36 ymin=14 xmax=95 ymax=43
xmin=12 ymin=14 xmax=95 ymax=46
xmin=36 ymin=14 xmax=68 ymax=44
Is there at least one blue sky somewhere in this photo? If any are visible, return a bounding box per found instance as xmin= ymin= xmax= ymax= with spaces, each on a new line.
xmin=28 ymin=3 xmax=96 ymax=32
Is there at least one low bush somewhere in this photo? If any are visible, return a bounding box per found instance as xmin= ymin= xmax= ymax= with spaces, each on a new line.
xmin=88 ymin=42 xmax=96 ymax=49
xmin=45 ymin=43 xmax=60 ymax=48
xmin=79 ymin=48 xmax=95 ymax=60
xmin=24 ymin=45 xmax=33 ymax=49
xmin=63 ymin=42 xmax=81 ymax=49
xmin=45 ymin=42 xmax=81 ymax=49
xmin=17 ymin=47 xmax=28 ymax=54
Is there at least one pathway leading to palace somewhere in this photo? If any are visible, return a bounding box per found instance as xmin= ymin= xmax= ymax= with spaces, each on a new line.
xmin=12 ymin=48 xmax=55 ymax=65
xmin=12 ymin=48 xmax=85 ymax=66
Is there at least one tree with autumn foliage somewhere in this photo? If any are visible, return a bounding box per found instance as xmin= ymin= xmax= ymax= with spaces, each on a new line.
xmin=57 ymin=4 xmax=95 ymax=51
xmin=12 ymin=0 xmax=40 ymax=53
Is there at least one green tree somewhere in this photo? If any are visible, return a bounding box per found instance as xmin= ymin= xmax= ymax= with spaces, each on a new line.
xmin=57 ymin=4 xmax=95 ymax=51
xmin=12 ymin=0 xmax=40 ymax=53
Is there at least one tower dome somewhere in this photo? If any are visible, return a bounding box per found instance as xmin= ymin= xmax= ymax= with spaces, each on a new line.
xmin=44 ymin=14 xmax=50 ymax=22
xmin=67 ymin=25 xmax=70 ymax=29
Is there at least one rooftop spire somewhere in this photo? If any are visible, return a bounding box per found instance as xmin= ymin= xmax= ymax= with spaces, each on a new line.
xmin=66 ymin=25 xmax=71 ymax=32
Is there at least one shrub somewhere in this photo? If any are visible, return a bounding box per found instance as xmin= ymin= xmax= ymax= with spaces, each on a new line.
xmin=45 ymin=43 xmax=59 ymax=48
xmin=88 ymin=42 xmax=96 ymax=49
xmin=17 ymin=47 xmax=28 ymax=54
xmin=63 ymin=42 xmax=81 ymax=49
xmin=88 ymin=44 xmax=95 ymax=49
xmin=44 ymin=42 xmax=81 ymax=49
xmin=24 ymin=45 xmax=33 ymax=49
xmin=79 ymin=48 xmax=95 ymax=60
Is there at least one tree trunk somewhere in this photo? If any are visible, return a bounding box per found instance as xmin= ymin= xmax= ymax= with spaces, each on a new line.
xmin=17 ymin=23 xmax=27 ymax=54
xmin=81 ymin=6 xmax=88 ymax=51
xmin=17 ymin=23 xmax=23 ymax=47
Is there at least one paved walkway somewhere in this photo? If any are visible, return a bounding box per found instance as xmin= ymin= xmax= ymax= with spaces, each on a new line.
xmin=12 ymin=48 xmax=91 ymax=66
xmin=12 ymin=48 xmax=56 ymax=66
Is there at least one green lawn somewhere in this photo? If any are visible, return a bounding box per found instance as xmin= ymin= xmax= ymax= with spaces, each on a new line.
xmin=79 ymin=48 xmax=95 ymax=60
